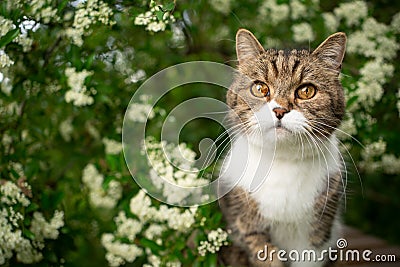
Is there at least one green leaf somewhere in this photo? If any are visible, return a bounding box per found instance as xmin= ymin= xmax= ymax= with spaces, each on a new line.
xmin=164 ymin=2 xmax=175 ymax=11
xmin=140 ymin=238 xmax=163 ymax=253
xmin=84 ymin=53 xmax=95 ymax=69
xmin=23 ymin=228 xmax=36 ymax=240
xmin=205 ymin=253 xmax=217 ymax=267
xmin=25 ymin=202 xmax=39 ymax=213
xmin=58 ymin=0 xmax=69 ymax=12
xmin=155 ymin=10 xmax=164 ymax=21
xmin=0 ymin=28 xmax=19 ymax=48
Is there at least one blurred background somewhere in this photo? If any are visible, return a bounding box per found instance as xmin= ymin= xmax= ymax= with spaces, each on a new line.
xmin=1 ymin=0 xmax=399 ymax=266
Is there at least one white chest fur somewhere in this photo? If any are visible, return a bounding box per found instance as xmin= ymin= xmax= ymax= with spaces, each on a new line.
xmin=220 ymin=134 xmax=341 ymax=223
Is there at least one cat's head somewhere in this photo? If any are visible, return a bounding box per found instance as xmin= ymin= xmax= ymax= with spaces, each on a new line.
xmin=227 ymin=29 xmax=346 ymax=146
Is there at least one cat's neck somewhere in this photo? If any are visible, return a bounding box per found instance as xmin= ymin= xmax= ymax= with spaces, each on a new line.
xmin=245 ymin=132 xmax=339 ymax=161
xmin=220 ymin=132 xmax=342 ymax=193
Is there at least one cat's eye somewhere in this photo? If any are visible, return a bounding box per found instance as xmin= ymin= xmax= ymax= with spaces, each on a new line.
xmin=296 ymin=85 xmax=317 ymax=100
xmin=250 ymin=81 xmax=270 ymax=98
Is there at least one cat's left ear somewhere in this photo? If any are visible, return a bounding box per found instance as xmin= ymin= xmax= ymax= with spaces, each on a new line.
xmin=312 ymin=32 xmax=346 ymax=70
xmin=236 ymin=29 xmax=265 ymax=65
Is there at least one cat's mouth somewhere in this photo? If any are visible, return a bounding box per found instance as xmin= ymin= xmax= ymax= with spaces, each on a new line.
xmin=275 ymin=121 xmax=291 ymax=132
xmin=274 ymin=123 xmax=293 ymax=137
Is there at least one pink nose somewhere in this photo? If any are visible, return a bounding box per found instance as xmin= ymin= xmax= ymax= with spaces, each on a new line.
xmin=273 ymin=107 xmax=289 ymax=120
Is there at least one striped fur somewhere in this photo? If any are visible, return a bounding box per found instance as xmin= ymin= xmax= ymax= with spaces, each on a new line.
xmin=219 ymin=29 xmax=347 ymax=267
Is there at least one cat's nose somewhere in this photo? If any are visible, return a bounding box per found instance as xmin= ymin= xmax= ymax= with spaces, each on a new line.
xmin=272 ymin=107 xmax=289 ymax=120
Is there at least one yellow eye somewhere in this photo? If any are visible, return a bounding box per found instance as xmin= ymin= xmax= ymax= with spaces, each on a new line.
xmin=250 ymin=82 xmax=270 ymax=98
xmin=296 ymin=85 xmax=317 ymax=100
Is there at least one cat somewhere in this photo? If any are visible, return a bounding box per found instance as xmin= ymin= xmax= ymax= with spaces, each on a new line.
xmin=218 ymin=29 xmax=347 ymax=267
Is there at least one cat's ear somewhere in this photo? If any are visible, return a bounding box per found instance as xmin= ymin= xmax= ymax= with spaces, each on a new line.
xmin=312 ymin=32 xmax=346 ymax=70
xmin=236 ymin=29 xmax=265 ymax=64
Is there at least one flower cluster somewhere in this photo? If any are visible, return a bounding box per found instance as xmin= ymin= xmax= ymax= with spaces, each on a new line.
xmin=129 ymin=189 xmax=198 ymax=232
xmin=347 ymin=18 xmax=398 ymax=61
xmin=354 ymin=59 xmax=394 ymax=107
xmin=0 ymin=16 xmax=16 ymax=68
xmin=359 ymin=140 xmax=400 ymax=174
xmin=0 ymin=174 xmax=64 ymax=264
xmin=82 ymin=164 xmax=122 ymax=209
xmin=126 ymin=94 xmax=156 ymax=123
xmin=102 ymin=189 xmax=198 ymax=266
xmin=144 ymin=137 xmax=209 ymax=205
xmin=27 ymin=0 xmax=59 ymax=24
xmin=323 ymin=12 xmax=339 ymax=32
xmin=64 ymin=0 xmax=115 ymax=46
xmin=292 ymin=22 xmax=315 ymax=43
xmin=333 ymin=1 xmax=368 ymax=27
xmin=30 ymin=210 xmax=65 ymax=243
xmin=99 ymin=44 xmax=147 ymax=85
xmin=0 ymin=181 xmax=30 ymax=207
xmin=101 ymin=233 xmax=143 ymax=267
xmin=59 ymin=117 xmax=74 ymax=142
xmin=290 ymin=0 xmax=308 ymax=20
xmin=134 ymin=0 xmax=176 ymax=32
xmin=102 ymin=138 xmax=122 ymax=155
xmin=259 ymin=0 xmax=289 ymax=26
xmin=209 ymin=0 xmax=232 ymax=15
xmin=64 ymin=67 xmax=95 ymax=106
xmin=197 ymin=228 xmax=229 ymax=256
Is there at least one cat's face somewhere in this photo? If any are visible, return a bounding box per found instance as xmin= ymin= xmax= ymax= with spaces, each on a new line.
xmin=227 ymin=29 xmax=346 ymax=146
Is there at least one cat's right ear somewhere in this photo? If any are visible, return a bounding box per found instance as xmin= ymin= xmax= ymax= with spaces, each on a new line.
xmin=236 ymin=29 xmax=264 ymax=65
xmin=312 ymin=32 xmax=347 ymax=70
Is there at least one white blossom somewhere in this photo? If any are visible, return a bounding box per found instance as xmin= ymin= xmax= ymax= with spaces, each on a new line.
xmin=362 ymin=139 xmax=387 ymax=160
xmin=147 ymin=21 xmax=166 ymax=32
xmin=338 ymin=115 xmax=357 ymax=140
xmin=59 ymin=117 xmax=74 ymax=142
xmin=147 ymin=254 xmax=161 ymax=267
xmin=292 ymin=22 xmax=315 ymax=43
xmin=64 ymin=67 xmax=94 ymax=106
xmin=197 ymin=228 xmax=229 ymax=256
xmin=126 ymin=102 xmax=155 ymax=123
xmin=355 ymin=59 xmax=394 ymax=107
xmin=144 ymin=137 xmax=209 ymax=205
xmin=30 ymin=211 xmax=64 ymax=242
xmin=28 ymin=0 xmax=59 ymax=24
xmin=101 ymin=234 xmax=143 ymax=267
xmin=259 ymin=0 xmax=289 ymax=26
xmin=323 ymin=12 xmax=339 ymax=32
xmin=381 ymin=154 xmax=400 ymax=174
xmin=391 ymin=12 xmax=400 ymax=33
xmin=0 ymin=179 xmax=63 ymax=265
xmin=347 ymin=18 xmax=398 ymax=60
xmin=134 ymin=1 xmax=175 ymax=33
xmin=82 ymin=164 xmax=122 ymax=209
xmin=144 ymin=224 xmax=165 ymax=240
xmin=166 ymin=260 xmax=181 ymax=267
xmin=0 ymin=50 xmax=14 ymax=68
xmin=125 ymin=69 xmax=146 ymax=84
xmin=129 ymin=190 xmax=157 ymax=221
xmin=334 ymin=1 xmax=368 ymax=27
xmin=0 ymin=181 xmax=30 ymax=207
xmin=209 ymin=0 xmax=232 ymax=15
xmin=64 ymin=0 xmax=115 ymax=46
xmin=0 ymin=16 xmax=16 ymax=37
xmin=114 ymin=211 xmax=142 ymax=242
xmin=290 ymin=0 xmax=308 ymax=20
xmin=102 ymin=138 xmax=122 ymax=155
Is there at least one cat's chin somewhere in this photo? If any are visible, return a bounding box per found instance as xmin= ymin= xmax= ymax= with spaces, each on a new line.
xmin=248 ymin=126 xmax=298 ymax=148
xmin=274 ymin=126 xmax=292 ymax=138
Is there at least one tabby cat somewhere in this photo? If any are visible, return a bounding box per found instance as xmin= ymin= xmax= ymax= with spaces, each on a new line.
xmin=218 ymin=29 xmax=347 ymax=267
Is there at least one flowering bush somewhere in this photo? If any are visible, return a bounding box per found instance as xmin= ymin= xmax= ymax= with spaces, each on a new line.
xmin=1 ymin=0 xmax=400 ymax=266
